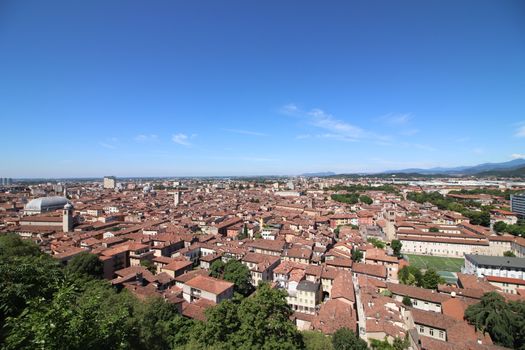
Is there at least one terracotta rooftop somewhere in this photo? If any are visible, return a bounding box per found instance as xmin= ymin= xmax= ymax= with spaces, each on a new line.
xmin=185 ymin=274 xmax=234 ymax=295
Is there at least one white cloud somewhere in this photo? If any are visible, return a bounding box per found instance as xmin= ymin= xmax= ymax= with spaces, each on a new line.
xmin=515 ymin=125 xmax=525 ymax=137
xmin=223 ymin=128 xmax=267 ymax=137
xmin=400 ymin=128 xmax=419 ymax=136
xmin=380 ymin=113 xmax=412 ymax=125
xmin=281 ymin=104 xmax=389 ymax=142
xmin=172 ymin=133 xmax=192 ymax=146
xmin=511 ymin=153 xmax=525 ymax=159
xmin=280 ymin=103 xmax=299 ymax=115
xmin=99 ymin=137 xmax=118 ymax=149
xmin=308 ymin=108 xmax=365 ymax=139
xmin=135 ymin=134 xmax=158 ymax=142
xmin=99 ymin=142 xmax=115 ymax=149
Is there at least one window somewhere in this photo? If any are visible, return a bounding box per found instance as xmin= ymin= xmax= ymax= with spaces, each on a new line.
xmin=439 ymin=331 xmax=444 ymax=339
xmin=419 ymin=326 xmax=424 ymax=333
xmin=430 ymin=329 xmax=434 ymax=336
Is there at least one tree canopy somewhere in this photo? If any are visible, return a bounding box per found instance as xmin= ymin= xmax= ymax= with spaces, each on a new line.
xmin=66 ymin=252 xmax=104 ymax=278
xmin=195 ymin=283 xmax=303 ymax=349
xmin=398 ymin=265 xmax=443 ymax=289
xmin=359 ymin=195 xmax=373 ymax=205
xmin=465 ymin=292 xmax=525 ymax=350
xmin=302 ymin=331 xmax=333 ymax=350
xmin=407 ymin=191 xmax=491 ymax=227
xmin=332 ymin=327 xmax=368 ymax=350
xmin=367 ymin=237 xmax=385 ymax=249
xmin=390 ymin=240 xmax=402 ymax=257
xmin=209 ymin=259 xmax=252 ymax=296
xmin=370 ymin=336 xmax=409 ymax=350
xmin=223 ymin=259 xmax=253 ymax=296
xmin=491 ymin=221 xmax=525 ymax=237
xmin=351 ymin=249 xmax=363 ymax=263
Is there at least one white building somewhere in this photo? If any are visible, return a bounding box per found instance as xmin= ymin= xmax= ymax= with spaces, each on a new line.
xmin=23 ymin=196 xmax=70 ymax=215
xmin=463 ymin=254 xmax=525 ymax=280
xmin=103 ymin=176 xmax=116 ymax=189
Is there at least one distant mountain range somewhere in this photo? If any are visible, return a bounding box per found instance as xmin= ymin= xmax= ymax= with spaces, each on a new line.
xmin=475 ymin=165 xmax=525 ymax=177
xmin=300 ymin=171 xmax=336 ymax=177
xmin=382 ymin=158 xmax=525 ymax=176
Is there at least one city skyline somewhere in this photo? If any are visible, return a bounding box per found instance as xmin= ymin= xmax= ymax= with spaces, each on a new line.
xmin=1 ymin=0 xmax=524 ymax=177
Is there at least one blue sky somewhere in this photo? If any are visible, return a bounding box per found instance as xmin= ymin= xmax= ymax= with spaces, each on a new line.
xmin=1 ymin=0 xmax=524 ymax=177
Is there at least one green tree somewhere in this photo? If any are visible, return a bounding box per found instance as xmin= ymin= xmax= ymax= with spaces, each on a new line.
xmin=359 ymin=195 xmax=373 ymax=205
xmin=351 ymin=248 xmax=363 ymax=263
xmin=392 ymin=336 xmax=410 ymax=350
xmin=334 ymin=226 xmax=340 ymax=239
xmin=380 ymin=290 xmax=392 ymax=297
xmin=0 ymin=234 xmax=64 ymax=341
xmin=239 ymin=224 xmax=249 ymax=240
xmin=368 ymin=237 xmax=385 ymax=249
xmin=197 ymin=299 xmax=241 ymax=348
xmin=136 ymin=297 xmax=186 ymax=350
xmin=5 ymin=280 xmax=138 ymax=350
xmin=198 ymin=283 xmax=303 ymax=349
xmin=465 ymin=292 xmax=516 ymax=348
xmin=420 ymin=268 xmax=444 ymax=289
xmin=236 ymin=283 xmax=303 ymax=349
xmin=429 ymin=227 xmax=439 ymax=233
xmin=370 ymin=336 xmax=409 ymax=350
xmin=223 ymin=259 xmax=253 ymax=296
xmin=302 ymin=330 xmax=333 ymax=350
xmin=390 ymin=240 xmax=402 ymax=257
xmin=466 ymin=210 xmax=491 ymax=227
xmin=0 ymin=233 xmax=41 ymax=258
xmin=332 ymin=327 xmax=368 ymax=350
xmin=0 ymin=237 xmax=201 ymax=350
xmin=504 ymin=250 xmax=516 ymax=257
xmin=209 ymin=259 xmax=225 ymax=278
xmin=509 ymin=301 xmax=525 ymax=350
xmin=493 ymin=221 xmax=507 ymax=233
xmin=331 ymin=193 xmax=359 ymax=205
xmin=402 ymin=296 xmax=412 ymax=307
xmin=398 ymin=266 xmax=422 ymax=286
xmin=66 ymin=252 xmax=104 ymax=278
xmin=140 ymin=259 xmax=157 ymax=274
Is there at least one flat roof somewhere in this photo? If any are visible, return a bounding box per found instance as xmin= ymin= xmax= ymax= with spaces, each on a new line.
xmin=465 ymin=254 xmax=525 ymax=270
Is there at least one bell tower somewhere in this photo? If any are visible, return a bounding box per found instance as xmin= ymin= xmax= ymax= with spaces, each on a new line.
xmin=62 ymin=203 xmax=74 ymax=232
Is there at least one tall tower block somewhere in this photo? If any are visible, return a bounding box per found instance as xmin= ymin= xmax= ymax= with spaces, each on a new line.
xmin=169 ymin=191 xmax=182 ymax=207
xmin=174 ymin=191 xmax=181 ymax=206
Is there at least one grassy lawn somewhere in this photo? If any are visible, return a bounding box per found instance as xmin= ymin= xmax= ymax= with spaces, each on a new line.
xmin=405 ymin=254 xmax=464 ymax=272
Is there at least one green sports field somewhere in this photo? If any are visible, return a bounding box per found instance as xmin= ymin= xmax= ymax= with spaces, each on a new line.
xmin=405 ymin=254 xmax=464 ymax=272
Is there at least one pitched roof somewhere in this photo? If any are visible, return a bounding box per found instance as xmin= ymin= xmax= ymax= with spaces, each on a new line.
xmin=185 ymin=275 xmax=234 ymax=295
xmin=387 ymin=282 xmax=449 ymax=303
xmin=312 ymin=299 xmax=357 ymax=335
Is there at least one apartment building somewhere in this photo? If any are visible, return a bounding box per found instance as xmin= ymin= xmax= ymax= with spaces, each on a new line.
xmin=463 ymin=254 xmax=525 ymax=280
xmin=182 ymin=275 xmax=234 ymax=304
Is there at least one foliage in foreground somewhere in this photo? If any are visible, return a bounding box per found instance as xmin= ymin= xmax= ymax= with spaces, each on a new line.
xmin=0 ymin=234 xmax=305 ymax=349
xmin=465 ymin=292 xmax=525 ymax=350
